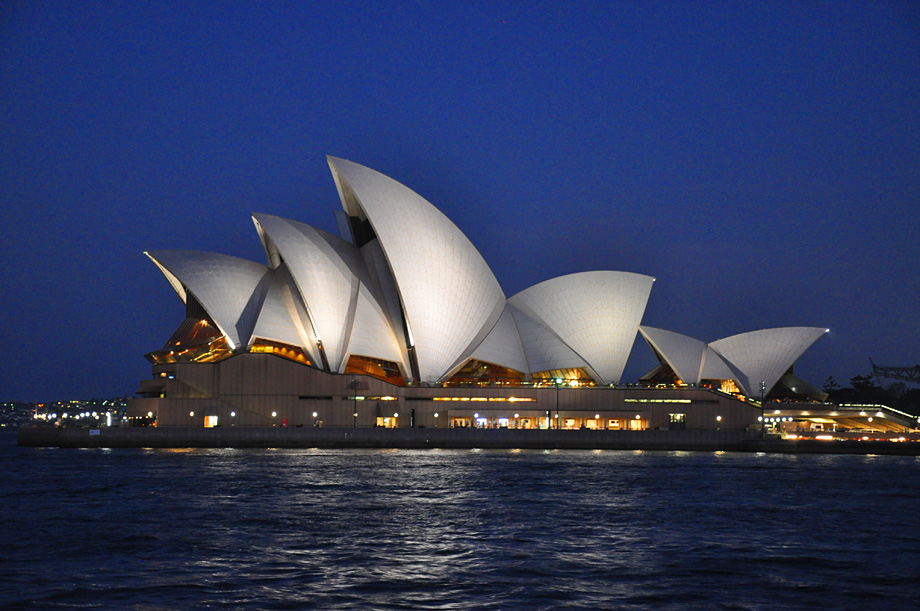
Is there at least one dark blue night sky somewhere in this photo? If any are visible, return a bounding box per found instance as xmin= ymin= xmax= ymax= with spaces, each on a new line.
xmin=2 ymin=2 xmax=918 ymax=401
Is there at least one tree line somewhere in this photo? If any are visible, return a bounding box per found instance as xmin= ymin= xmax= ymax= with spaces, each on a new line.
xmin=823 ymin=374 xmax=920 ymax=413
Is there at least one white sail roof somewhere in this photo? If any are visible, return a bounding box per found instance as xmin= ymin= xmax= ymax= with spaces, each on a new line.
xmin=709 ymin=327 xmax=829 ymax=395
xmin=249 ymin=263 xmax=320 ymax=364
xmin=253 ymin=213 xmax=364 ymax=371
xmin=698 ymin=346 xmax=738 ymax=383
xmin=327 ymin=156 xmax=506 ymax=382
xmin=253 ymin=213 xmax=408 ymax=374
xmin=143 ymin=156 xmax=827 ymax=396
xmin=466 ymin=305 xmax=529 ymax=375
xmin=509 ymin=271 xmax=655 ymax=384
xmin=145 ymin=250 xmax=271 ymax=351
xmin=340 ymin=281 xmax=410 ymax=376
xmin=639 ymin=326 xmax=707 ymax=384
xmin=510 ymin=305 xmax=589 ymax=375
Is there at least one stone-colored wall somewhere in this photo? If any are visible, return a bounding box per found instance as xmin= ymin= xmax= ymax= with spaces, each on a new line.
xmin=129 ymin=353 xmax=763 ymax=430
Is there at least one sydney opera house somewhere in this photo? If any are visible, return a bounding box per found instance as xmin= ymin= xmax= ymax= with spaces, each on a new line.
xmin=128 ymin=157 xmax=838 ymax=432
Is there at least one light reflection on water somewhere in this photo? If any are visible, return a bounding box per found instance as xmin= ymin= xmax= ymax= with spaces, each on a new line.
xmin=1 ymin=433 xmax=919 ymax=610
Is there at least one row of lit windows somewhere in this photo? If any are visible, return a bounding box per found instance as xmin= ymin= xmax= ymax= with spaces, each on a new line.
xmin=431 ymin=396 xmax=537 ymax=402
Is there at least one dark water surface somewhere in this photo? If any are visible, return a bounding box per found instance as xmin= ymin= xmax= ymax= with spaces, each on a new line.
xmin=2 ymin=431 xmax=919 ymax=610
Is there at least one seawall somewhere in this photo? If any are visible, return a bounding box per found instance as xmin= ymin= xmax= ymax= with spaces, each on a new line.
xmin=16 ymin=426 xmax=920 ymax=455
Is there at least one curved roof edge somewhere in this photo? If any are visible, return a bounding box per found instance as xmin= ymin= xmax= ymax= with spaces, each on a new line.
xmin=252 ymin=213 xmax=366 ymax=371
xmin=710 ymin=327 xmax=829 ymax=395
xmin=145 ymin=249 xmax=271 ymax=351
xmin=638 ymin=326 xmax=707 ymax=384
xmin=249 ymin=263 xmax=321 ymax=364
xmin=509 ymin=271 xmax=655 ymax=384
xmin=326 ymin=156 xmax=507 ymax=382
xmin=509 ymin=304 xmax=590 ymax=376
xmin=455 ymin=305 xmax=529 ymax=378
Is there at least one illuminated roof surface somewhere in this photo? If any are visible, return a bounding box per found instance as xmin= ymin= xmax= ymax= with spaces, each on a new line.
xmin=640 ymin=326 xmax=828 ymax=395
xmin=145 ymin=250 xmax=270 ymax=351
xmin=145 ymin=157 xmax=825 ymax=391
xmin=710 ymin=327 xmax=828 ymax=395
xmin=510 ymin=272 xmax=655 ymax=385
xmin=328 ymin=156 xmax=506 ymax=382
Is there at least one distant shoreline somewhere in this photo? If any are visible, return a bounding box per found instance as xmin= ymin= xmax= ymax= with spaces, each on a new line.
xmin=16 ymin=426 xmax=920 ymax=456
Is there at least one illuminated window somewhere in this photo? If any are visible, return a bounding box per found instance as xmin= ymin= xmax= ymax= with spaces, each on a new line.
xmin=443 ymin=360 xmax=525 ymax=387
xmin=345 ymin=355 xmax=406 ymax=386
xmin=531 ymin=368 xmax=596 ymax=387
xmin=146 ymin=317 xmax=232 ymax=365
xmin=669 ymin=413 xmax=686 ymax=430
xmin=250 ymin=339 xmax=312 ymax=366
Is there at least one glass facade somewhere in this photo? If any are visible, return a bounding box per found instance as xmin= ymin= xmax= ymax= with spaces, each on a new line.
xmin=443 ymin=360 xmax=525 ymax=387
xmin=146 ymin=318 xmax=232 ymax=365
xmin=250 ymin=339 xmax=312 ymax=366
xmin=531 ymin=368 xmax=596 ymax=387
xmin=345 ymin=355 xmax=406 ymax=386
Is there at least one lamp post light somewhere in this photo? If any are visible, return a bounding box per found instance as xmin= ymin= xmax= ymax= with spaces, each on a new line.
xmin=554 ymin=377 xmax=563 ymax=429
xmin=350 ymin=378 xmax=359 ymax=427
xmin=760 ymin=379 xmax=766 ymax=439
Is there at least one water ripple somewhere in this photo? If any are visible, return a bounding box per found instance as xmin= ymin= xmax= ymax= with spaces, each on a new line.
xmin=2 ymin=434 xmax=919 ymax=610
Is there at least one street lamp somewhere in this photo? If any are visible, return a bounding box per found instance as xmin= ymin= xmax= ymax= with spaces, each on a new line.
xmin=554 ymin=377 xmax=563 ymax=429
xmin=350 ymin=378 xmax=359 ymax=427
xmin=760 ymin=379 xmax=766 ymax=439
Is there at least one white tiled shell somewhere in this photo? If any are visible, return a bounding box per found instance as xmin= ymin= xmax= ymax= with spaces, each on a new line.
xmin=638 ymin=326 xmax=707 ymax=384
xmin=698 ymin=346 xmax=739 ymax=383
xmin=710 ymin=327 xmax=828 ymax=395
xmin=359 ymin=239 xmax=411 ymax=360
xmin=508 ymin=271 xmax=654 ymax=385
xmin=145 ymin=250 xmax=271 ymax=350
xmin=249 ymin=263 xmax=320 ymax=364
xmin=465 ymin=305 xmax=529 ymax=375
xmin=340 ymin=280 xmax=410 ymax=378
xmin=509 ymin=305 xmax=589 ymax=376
xmin=327 ymin=156 xmax=506 ymax=382
xmin=253 ymin=213 xmax=364 ymax=371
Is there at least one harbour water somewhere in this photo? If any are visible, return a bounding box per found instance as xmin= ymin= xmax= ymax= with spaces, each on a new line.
xmin=2 ymin=431 xmax=919 ymax=609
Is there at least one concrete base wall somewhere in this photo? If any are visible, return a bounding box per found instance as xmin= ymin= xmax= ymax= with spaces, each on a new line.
xmin=17 ymin=426 xmax=920 ymax=455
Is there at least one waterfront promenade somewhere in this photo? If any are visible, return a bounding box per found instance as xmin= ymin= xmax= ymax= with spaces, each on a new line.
xmin=17 ymin=426 xmax=920 ymax=455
